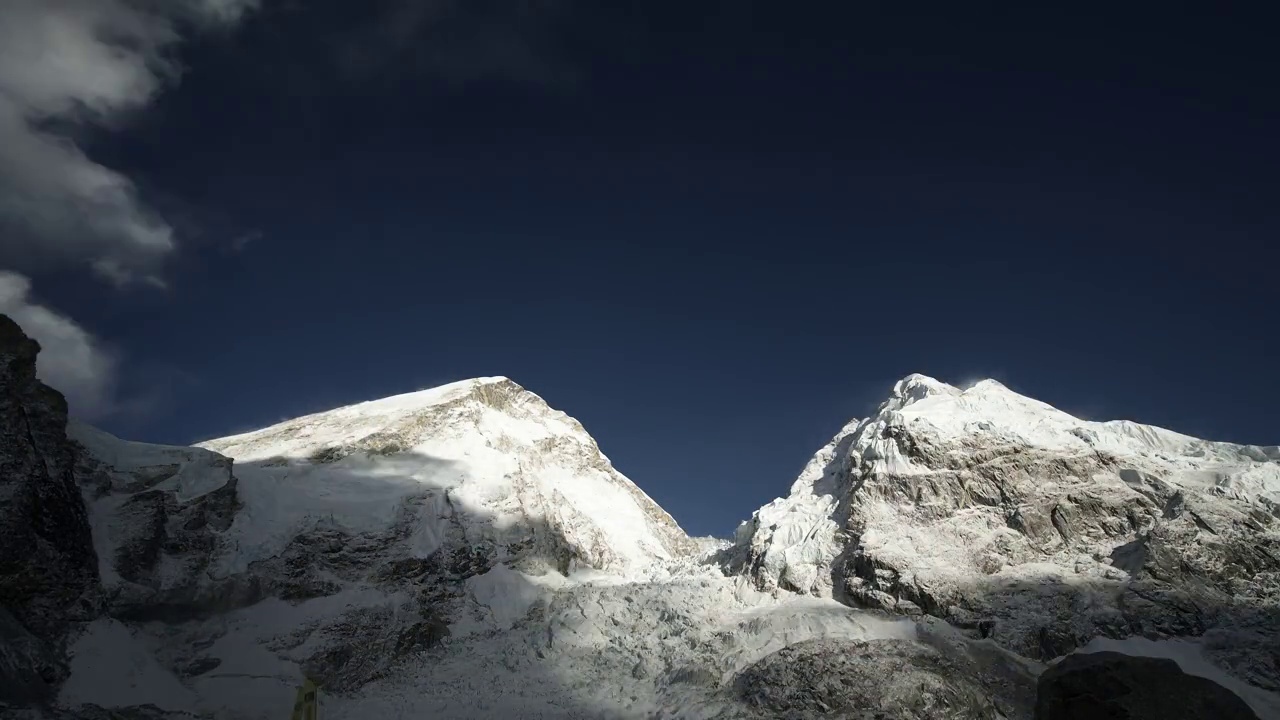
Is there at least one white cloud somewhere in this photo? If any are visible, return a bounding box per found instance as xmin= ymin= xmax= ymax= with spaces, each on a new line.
xmin=0 ymin=271 xmax=118 ymax=419
xmin=0 ymin=0 xmax=258 ymax=286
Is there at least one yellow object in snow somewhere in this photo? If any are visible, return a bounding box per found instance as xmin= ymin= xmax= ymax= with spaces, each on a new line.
xmin=290 ymin=678 xmax=319 ymax=720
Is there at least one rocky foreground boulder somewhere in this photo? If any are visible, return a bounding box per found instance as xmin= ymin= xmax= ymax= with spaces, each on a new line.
xmin=1035 ymin=651 xmax=1259 ymax=720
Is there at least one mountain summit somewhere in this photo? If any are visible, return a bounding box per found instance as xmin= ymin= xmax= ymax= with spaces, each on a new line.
xmin=729 ymin=373 xmax=1280 ymax=665
xmin=196 ymin=375 xmax=694 ymax=576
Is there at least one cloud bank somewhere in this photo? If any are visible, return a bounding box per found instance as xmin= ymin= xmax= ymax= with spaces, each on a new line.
xmin=0 ymin=0 xmax=258 ymax=286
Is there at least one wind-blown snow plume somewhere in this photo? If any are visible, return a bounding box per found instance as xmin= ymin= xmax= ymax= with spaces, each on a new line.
xmin=0 ymin=0 xmax=259 ymax=286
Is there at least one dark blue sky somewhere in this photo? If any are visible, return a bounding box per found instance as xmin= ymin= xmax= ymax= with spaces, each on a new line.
xmin=35 ymin=2 xmax=1278 ymax=536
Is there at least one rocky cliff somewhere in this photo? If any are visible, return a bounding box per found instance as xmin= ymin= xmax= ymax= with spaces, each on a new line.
xmin=0 ymin=315 xmax=102 ymax=704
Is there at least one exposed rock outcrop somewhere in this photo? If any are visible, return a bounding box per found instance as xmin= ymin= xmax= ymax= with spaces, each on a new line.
xmin=733 ymin=637 xmax=1002 ymax=719
xmin=71 ymin=423 xmax=242 ymax=622
xmin=0 ymin=314 xmax=101 ymax=703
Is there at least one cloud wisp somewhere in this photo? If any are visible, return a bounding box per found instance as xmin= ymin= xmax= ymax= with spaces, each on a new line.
xmin=0 ymin=0 xmax=257 ymax=419
xmin=0 ymin=0 xmax=258 ymax=287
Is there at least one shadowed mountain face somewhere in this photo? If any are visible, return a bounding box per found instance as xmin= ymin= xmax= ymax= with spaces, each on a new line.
xmin=2 ymin=311 xmax=1276 ymax=719
xmin=68 ymin=386 xmax=703 ymax=715
xmin=0 ymin=315 xmax=101 ymax=704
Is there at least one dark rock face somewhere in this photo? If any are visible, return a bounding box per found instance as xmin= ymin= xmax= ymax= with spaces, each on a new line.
xmin=1035 ymin=651 xmax=1259 ymax=720
xmin=294 ymin=606 xmax=452 ymax=692
xmin=914 ymin=616 xmax=1042 ymax=719
xmin=0 ymin=704 xmax=205 ymax=719
xmin=832 ymin=440 xmax=1280 ymax=661
xmin=0 ymin=607 xmax=65 ymax=705
xmin=0 ymin=314 xmax=102 ymax=702
xmin=90 ymin=478 xmax=242 ymax=623
xmin=734 ymin=638 xmax=1002 ymax=719
xmin=67 ymin=417 xmax=254 ymax=627
xmin=251 ymin=512 xmax=517 ymax=691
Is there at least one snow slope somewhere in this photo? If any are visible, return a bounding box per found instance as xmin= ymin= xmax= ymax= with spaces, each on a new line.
xmin=322 ymin=560 xmax=925 ymax=720
xmin=54 ymin=376 xmax=711 ymax=719
xmin=196 ymin=376 xmax=693 ymax=576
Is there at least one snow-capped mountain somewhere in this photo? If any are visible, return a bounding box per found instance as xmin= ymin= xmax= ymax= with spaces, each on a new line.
xmin=4 ymin=306 xmax=1279 ymax=719
xmin=194 ymin=376 xmax=694 ymax=577
xmin=727 ymin=373 xmax=1280 ymax=674
xmin=54 ymin=374 xmax=704 ymax=717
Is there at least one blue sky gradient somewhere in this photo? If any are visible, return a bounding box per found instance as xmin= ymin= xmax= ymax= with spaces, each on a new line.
xmin=27 ymin=3 xmax=1278 ymax=536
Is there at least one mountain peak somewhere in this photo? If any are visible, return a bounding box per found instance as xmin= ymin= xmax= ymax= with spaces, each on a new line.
xmin=889 ymin=373 xmax=958 ymax=407
xmin=199 ymin=375 xmax=539 ymax=463
xmin=962 ymin=377 xmax=1011 ymax=393
xmin=194 ymin=376 xmax=693 ymax=576
xmin=888 ymin=374 xmax=1018 ymax=409
xmin=735 ymin=367 xmax=1280 ymax=597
